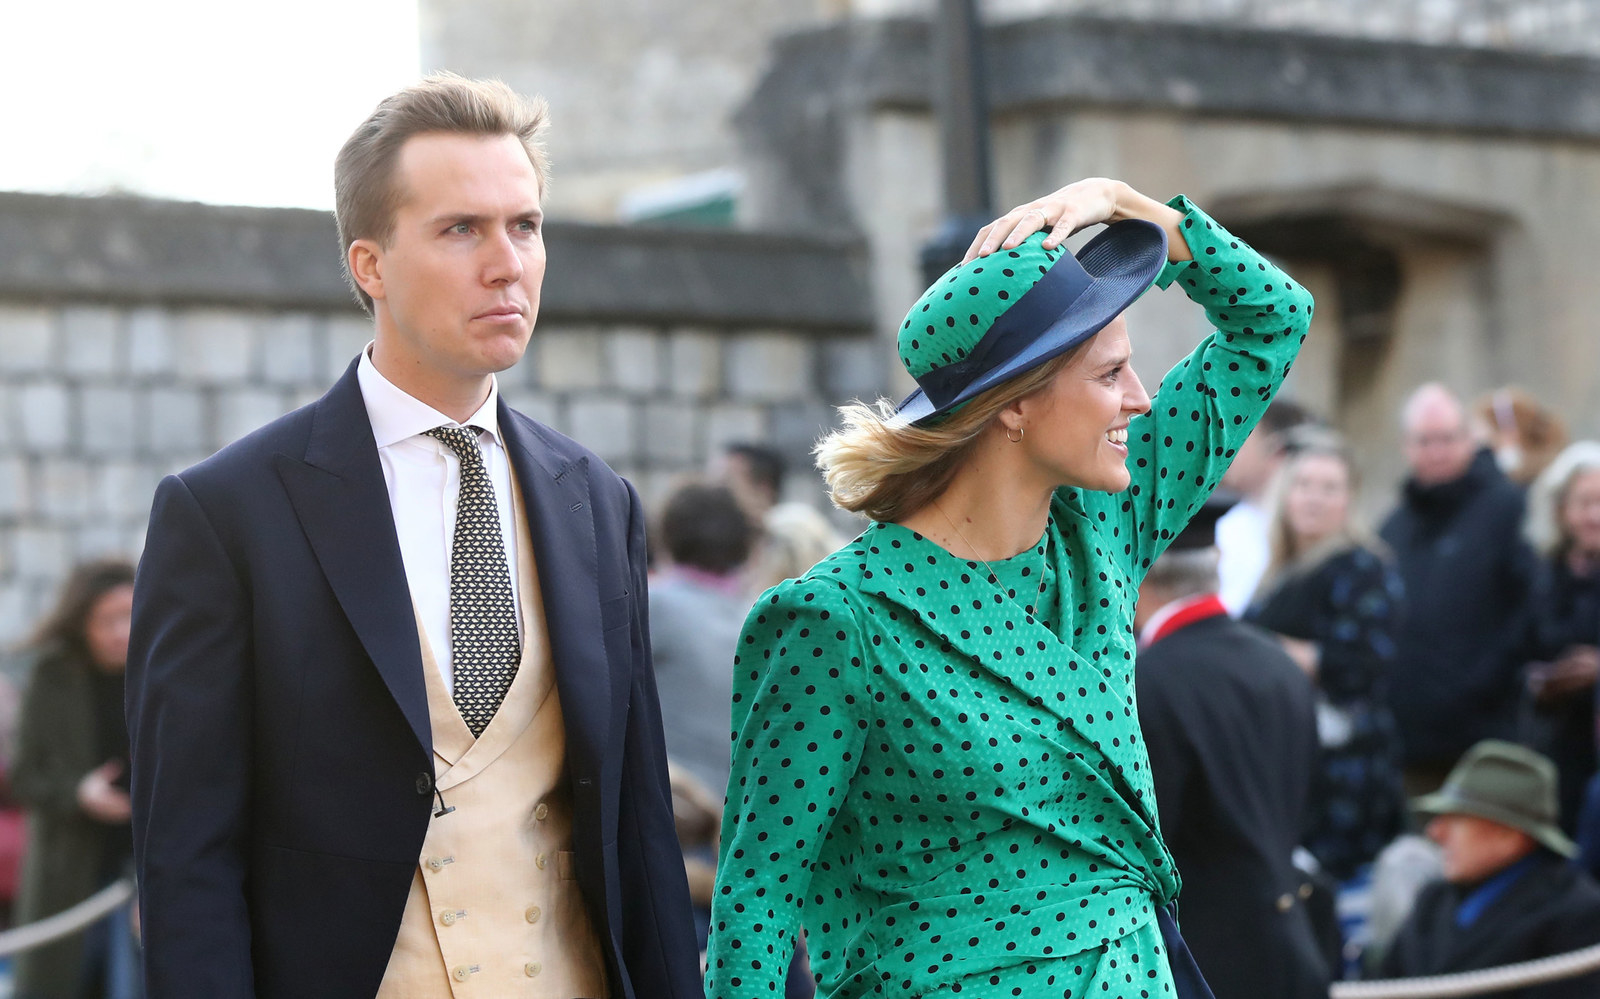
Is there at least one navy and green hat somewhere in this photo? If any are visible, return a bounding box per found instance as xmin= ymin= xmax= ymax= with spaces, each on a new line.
xmin=893 ymin=219 xmax=1168 ymax=425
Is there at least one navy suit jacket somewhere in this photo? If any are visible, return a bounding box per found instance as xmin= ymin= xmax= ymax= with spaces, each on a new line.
xmin=127 ymin=361 xmax=702 ymax=998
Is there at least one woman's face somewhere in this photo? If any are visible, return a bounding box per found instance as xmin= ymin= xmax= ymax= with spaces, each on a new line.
xmin=1561 ymin=468 xmax=1600 ymax=559
xmin=1015 ymin=317 xmax=1152 ymax=493
xmin=85 ymin=584 xmax=135 ymax=673
xmin=1284 ymin=452 xmax=1351 ymax=548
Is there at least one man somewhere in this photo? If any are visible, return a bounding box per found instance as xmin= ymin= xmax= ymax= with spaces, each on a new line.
xmin=1135 ymin=498 xmax=1332 ymax=999
xmin=1380 ymin=383 xmax=1537 ymax=791
xmin=1378 ymin=740 xmax=1600 ymax=997
xmin=1214 ymin=398 xmax=1311 ymax=615
xmin=127 ymin=76 xmax=701 ymax=998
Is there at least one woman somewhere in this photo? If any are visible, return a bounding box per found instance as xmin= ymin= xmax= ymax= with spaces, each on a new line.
xmin=704 ymin=178 xmax=1312 ymax=998
xmin=1519 ymin=441 xmax=1600 ymax=832
xmin=13 ymin=560 xmax=140 ymax=999
xmin=1245 ymin=433 xmax=1407 ymax=881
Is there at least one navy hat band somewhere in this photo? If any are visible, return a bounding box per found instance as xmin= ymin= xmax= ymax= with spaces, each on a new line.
xmin=916 ymin=253 xmax=1095 ymax=410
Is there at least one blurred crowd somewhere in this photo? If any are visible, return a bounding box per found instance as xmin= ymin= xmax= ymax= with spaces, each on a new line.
xmin=6 ymin=379 xmax=1600 ymax=997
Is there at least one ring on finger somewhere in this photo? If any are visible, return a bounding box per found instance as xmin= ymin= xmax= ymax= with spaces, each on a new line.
xmin=1023 ymin=208 xmax=1050 ymax=226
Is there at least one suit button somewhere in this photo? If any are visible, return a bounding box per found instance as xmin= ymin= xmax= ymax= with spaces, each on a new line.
xmin=440 ymin=910 xmax=458 ymax=926
xmin=452 ymin=966 xmax=471 ymax=982
xmin=426 ymin=857 xmax=445 ymax=872
xmin=525 ymin=962 xmax=542 ymax=978
xmin=534 ymin=802 xmax=550 ymax=821
xmin=416 ymin=773 xmax=433 ymax=796
xmin=525 ymin=905 xmax=542 ymax=924
xmin=535 ymin=852 xmax=548 ymax=870
xmin=1276 ymin=893 xmax=1294 ymax=913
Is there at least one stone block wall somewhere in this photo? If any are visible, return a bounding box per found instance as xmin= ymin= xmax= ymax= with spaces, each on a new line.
xmin=0 ymin=194 xmax=877 ymax=646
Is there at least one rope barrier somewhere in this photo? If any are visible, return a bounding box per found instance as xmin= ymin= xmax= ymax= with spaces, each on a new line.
xmin=1330 ymin=942 xmax=1600 ymax=998
xmin=0 ymin=878 xmax=134 ymax=958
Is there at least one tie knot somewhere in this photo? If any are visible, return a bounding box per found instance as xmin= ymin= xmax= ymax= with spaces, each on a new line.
xmin=425 ymin=425 xmax=484 ymax=460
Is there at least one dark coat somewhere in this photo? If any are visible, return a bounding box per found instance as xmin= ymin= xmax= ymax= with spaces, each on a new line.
xmin=126 ymin=362 xmax=701 ymax=999
xmin=1137 ymin=610 xmax=1331 ymax=999
xmin=1380 ymin=449 xmax=1538 ymax=767
xmin=1247 ymin=545 xmax=1409 ymax=879
xmin=1378 ymin=852 xmax=1600 ymax=998
xmin=11 ymin=645 xmax=125 ymax=999
xmin=1518 ymin=557 xmax=1600 ymax=831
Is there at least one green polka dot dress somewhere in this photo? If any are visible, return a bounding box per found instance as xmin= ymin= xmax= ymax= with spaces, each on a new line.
xmin=706 ymin=197 xmax=1313 ymax=998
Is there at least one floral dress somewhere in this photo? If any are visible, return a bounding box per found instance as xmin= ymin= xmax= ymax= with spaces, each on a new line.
xmin=705 ymin=199 xmax=1313 ymax=998
xmin=1247 ymin=545 xmax=1408 ymax=880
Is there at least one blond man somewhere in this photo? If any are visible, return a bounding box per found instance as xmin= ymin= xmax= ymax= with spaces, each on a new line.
xmin=127 ymin=76 xmax=700 ymax=998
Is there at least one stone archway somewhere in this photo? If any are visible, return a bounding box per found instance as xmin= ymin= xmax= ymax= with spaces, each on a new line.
xmin=1208 ymin=185 xmax=1517 ymax=513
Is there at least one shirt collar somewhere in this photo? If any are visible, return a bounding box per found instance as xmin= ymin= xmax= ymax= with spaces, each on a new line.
xmin=1138 ymin=592 xmax=1229 ymax=649
xmin=356 ymin=343 xmax=502 ymax=449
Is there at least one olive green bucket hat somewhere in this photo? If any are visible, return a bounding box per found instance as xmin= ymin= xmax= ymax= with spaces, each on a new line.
xmin=1413 ymin=739 xmax=1578 ymax=858
xmin=892 ymin=219 xmax=1168 ymax=425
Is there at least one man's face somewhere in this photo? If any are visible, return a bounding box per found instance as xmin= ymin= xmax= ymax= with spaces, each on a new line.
xmin=363 ymin=132 xmax=545 ymax=385
xmin=1403 ymin=395 xmax=1476 ymax=487
xmin=1426 ymin=813 xmax=1537 ymax=884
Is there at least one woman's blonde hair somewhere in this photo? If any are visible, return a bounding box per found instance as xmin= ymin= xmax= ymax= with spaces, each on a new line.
xmin=1257 ymin=429 xmax=1384 ymax=598
xmin=815 ymin=346 xmax=1083 ymax=523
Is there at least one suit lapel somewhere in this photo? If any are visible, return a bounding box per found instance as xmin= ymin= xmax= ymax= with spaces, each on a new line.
xmin=498 ymin=403 xmax=611 ymax=795
xmin=275 ymin=362 xmax=432 ymax=753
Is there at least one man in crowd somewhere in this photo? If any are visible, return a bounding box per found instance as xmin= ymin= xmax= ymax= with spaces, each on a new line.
xmin=1380 ymin=383 xmax=1537 ymax=792
xmin=1136 ymin=498 xmax=1331 ymax=999
xmin=1214 ymin=398 xmax=1311 ymax=614
xmin=126 ymin=75 xmax=700 ymax=997
xmin=648 ymin=481 xmax=754 ymax=938
xmin=1378 ymin=741 xmax=1600 ymax=996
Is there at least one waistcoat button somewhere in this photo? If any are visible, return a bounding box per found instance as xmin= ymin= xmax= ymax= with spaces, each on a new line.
xmin=525 ymin=905 xmax=541 ymax=924
xmin=525 ymin=962 xmax=542 ymax=978
xmin=534 ymin=802 xmax=550 ymax=821
xmin=535 ymin=852 xmax=548 ymax=870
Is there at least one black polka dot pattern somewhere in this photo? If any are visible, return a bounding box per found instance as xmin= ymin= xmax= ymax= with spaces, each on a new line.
xmin=427 ymin=424 xmax=520 ymax=737
xmin=705 ymin=196 xmax=1313 ymax=998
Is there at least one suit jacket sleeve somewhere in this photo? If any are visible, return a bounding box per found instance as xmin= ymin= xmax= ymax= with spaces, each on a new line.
xmin=615 ymin=479 xmax=705 ymax=998
xmin=126 ymin=474 xmax=257 ymax=998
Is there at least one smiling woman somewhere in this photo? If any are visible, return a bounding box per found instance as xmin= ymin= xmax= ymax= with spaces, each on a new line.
xmin=704 ymin=178 xmax=1313 ymax=999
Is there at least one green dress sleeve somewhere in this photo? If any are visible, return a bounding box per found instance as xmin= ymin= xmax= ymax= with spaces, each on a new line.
xmin=1085 ymin=195 xmax=1313 ymax=579
xmin=705 ymin=575 xmax=870 ymax=998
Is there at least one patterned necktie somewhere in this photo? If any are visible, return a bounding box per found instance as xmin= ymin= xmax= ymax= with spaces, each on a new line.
xmin=425 ymin=425 xmax=519 ymax=737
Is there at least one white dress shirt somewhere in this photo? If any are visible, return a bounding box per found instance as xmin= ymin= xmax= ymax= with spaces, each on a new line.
xmin=1215 ymin=497 xmax=1270 ymax=617
xmin=356 ymin=347 xmax=522 ymax=692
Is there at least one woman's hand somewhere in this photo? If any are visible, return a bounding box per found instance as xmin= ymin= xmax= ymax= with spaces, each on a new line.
xmin=1529 ymin=645 xmax=1600 ymax=705
xmin=76 ymin=759 xmax=132 ymax=825
xmin=964 ymin=177 xmax=1193 ymax=264
xmin=1278 ymin=636 xmax=1321 ymax=678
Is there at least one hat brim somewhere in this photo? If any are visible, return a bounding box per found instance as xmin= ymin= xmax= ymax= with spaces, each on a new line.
xmin=1413 ymin=791 xmax=1580 ymax=858
xmin=892 ymin=219 xmax=1169 ymax=426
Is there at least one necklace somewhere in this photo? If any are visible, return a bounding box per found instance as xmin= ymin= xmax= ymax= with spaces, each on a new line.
xmin=932 ymin=500 xmax=1050 ymax=620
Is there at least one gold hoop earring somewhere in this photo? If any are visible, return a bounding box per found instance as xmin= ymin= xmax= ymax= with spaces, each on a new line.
xmin=1006 ymin=426 xmax=1024 ymax=444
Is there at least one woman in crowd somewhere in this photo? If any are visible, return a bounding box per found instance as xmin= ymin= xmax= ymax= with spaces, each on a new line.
xmin=1246 ymin=432 xmax=1407 ymax=882
xmin=1519 ymin=441 xmax=1600 ymax=832
xmin=704 ymin=177 xmax=1312 ymax=998
xmin=1473 ymin=386 xmax=1568 ymax=488
xmin=12 ymin=560 xmax=140 ymax=999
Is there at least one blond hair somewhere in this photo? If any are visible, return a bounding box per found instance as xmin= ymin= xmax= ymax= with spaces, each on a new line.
xmin=334 ymin=72 xmax=551 ymax=313
xmin=1258 ymin=430 xmax=1384 ymax=597
xmin=815 ymin=347 xmax=1082 ymax=523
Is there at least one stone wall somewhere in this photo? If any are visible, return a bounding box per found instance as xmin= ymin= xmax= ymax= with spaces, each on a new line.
xmin=0 ymin=194 xmax=877 ymax=646
xmin=738 ymin=15 xmax=1600 ymax=515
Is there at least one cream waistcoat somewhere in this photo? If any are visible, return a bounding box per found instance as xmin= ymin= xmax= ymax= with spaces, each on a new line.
xmin=377 ymin=473 xmax=609 ymax=999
